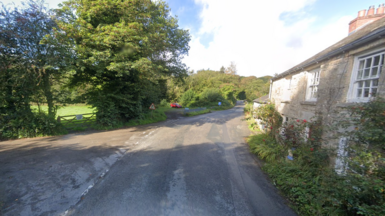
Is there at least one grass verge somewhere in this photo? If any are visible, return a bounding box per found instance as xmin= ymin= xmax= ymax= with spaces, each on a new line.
xmin=124 ymin=109 xmax=167 ymax=127
xmin=91 ymin=107 xmax=169 ymax=130
xmin=185 ymin=109 xmax=211 ymax=117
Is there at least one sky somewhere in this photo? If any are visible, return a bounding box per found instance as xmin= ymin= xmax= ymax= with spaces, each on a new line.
xmin=2 ymin=0 xmax=384 ymax=77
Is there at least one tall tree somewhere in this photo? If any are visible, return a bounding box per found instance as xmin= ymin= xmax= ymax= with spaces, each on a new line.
xmin=55 ymin=0 xmax=190 ymax=125
xmin=219 ymin=66 xmax=225 ymax=74
xmin=225 ymin=61 xmax=237 ymax=75
xmin=0 ymin=0 xmax=71 ymax=118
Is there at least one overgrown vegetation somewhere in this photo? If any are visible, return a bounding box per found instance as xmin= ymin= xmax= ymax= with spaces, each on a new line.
xmin=247 ymin=99 xmax=385 ymax=216
xmin=0 ymin=0 xmax=270 ymax=140
xmin=168 ymin=69 xmax=271 ymax=105
xmin=0 ymin=0 xmax=188 ymax=139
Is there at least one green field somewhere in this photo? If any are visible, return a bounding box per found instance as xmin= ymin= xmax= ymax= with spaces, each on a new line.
xmin=31 ymin=105 xmax=95 ymax=117
xmin=31 ymin=105 xmax=96 ymax=131
xmin=31 ymin=104 xmax=170 ymax=131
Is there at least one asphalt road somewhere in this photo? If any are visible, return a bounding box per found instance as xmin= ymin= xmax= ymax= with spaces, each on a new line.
xmin=68 ymin=102 xmax=296 ymax=216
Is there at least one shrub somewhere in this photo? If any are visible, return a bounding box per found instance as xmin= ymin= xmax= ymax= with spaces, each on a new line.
xmin=245 ymin=99 xmax=385 ymax=216
xmin=179 ymin=89 xmax=196 ymax=106
xmin=254 ymin=103 xmax=282 ymax=137
xmin=199 ymin=88 xmax=224 ymax=103
xmin=0 ymin=111 xmax=65 ymax=140
xmin=248 ymin=133 xmax=285 ymax=162
xmin=160 ymin=99 xmax=168 ymax=107
xmin=244 ymin=102 xmax=253 ymax=113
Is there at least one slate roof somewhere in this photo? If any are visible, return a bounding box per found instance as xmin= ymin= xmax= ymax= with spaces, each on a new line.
xmin=272 ymin=16 xmax=385 ymax=81
xmin=253 ymin=95 xmax=269 ymax=104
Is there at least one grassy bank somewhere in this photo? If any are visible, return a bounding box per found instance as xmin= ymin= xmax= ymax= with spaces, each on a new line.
xmin=123 ymin=107 xmax=169 ymax=127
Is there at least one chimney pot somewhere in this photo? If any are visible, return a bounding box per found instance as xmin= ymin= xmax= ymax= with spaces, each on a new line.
xmin=367 ymin=5 xmax=376 ymax=16
xmin=358 ymin=9 xmax=367 ymax=17
xmin=377 ymin=4 xmax=385 ymax=14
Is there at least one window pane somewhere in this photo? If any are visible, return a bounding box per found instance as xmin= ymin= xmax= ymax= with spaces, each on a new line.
xmin=365 ymin=58 xmax=372 ymax=68
xmin=358 ymin=81 xmax=363 ymax=87
xmin=373 ymin=55 xmax=380 ymax=66
xmin=371 ymin=88 xmax=377 ymax=97
xmin=364 ymin=80 xmax=371 ymax=87
xmin=311 ymin=87 xmax=317 ymax=98
xmin=315 ymin=72 xmax=320 ymax=84
xmin=358 ymin=60 xmax=365 ymax=70
xmin=354 ymin=53 xmax=384 ymax=100
xmin=357 ymin=89 xmax=362 ymax=97
xmin=371 ymin=67 xmax=378 ymax=77
xmin=373 ymin=79 xmax=378 ymax=86
xmin=357 ymin=70 xmax=363 ymax=79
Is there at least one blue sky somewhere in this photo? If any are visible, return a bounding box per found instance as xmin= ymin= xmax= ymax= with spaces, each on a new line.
xmin=2 ymin=0 xmax=384 ymax=77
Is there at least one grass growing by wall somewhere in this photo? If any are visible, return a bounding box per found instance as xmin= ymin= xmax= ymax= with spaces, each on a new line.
xmin=124 ymin=109 xmax=167 ymax=127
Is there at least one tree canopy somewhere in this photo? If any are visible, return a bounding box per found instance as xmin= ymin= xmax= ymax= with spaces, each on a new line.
xmin=0 ymin=0 xmax=270 ymax=139
xmin=53 ymin=0 xmax=191 ymax=125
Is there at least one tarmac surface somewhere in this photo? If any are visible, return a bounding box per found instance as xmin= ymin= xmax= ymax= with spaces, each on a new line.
xmin=0 ymin=101 xmax=296 ymax=216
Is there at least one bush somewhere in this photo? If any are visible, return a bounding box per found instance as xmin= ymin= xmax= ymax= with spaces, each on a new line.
xmin=222 ymin=90 xmax=237 ymax=105
xmin=244 ymin=102 xmax=253 ymax=113
xmin=199 ymin=88 xmax=224 ymax=103
xmin=89 ymin=93 xmax=121 ymax=127
xmin=248 ymin=133 xmax=285 ymax=162
xmin=160 ymin=99 xmax=168 ymax=107
xmin=254 ymin=103 xmax=282 ymax=136
xmin=88 ymin=91 xmax=144 ymax=127
xmin=179 ymin=89 xmax=197 ymax=106
xmin=0 ymin=111 xmax=65 ymax=140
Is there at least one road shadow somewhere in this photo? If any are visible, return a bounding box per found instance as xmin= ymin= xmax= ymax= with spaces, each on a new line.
xmin=0 ymin=140 xmax=126 ymax=216
xmin=69 ymin=141 xmax=296 ymax=216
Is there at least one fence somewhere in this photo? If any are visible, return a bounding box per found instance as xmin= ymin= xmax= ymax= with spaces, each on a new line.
xmin=57 ymin=113 xmax=95 ymax=130
xmin=184 ymin=107 xmax=207 ymax=115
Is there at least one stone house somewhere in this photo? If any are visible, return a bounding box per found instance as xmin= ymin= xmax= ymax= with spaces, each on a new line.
xmin=268 ymin=6 xmax=385 ymax=170
xmin=253 ymin=95 xmax=269 ymax=110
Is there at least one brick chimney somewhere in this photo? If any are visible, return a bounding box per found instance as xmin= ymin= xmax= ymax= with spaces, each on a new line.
xmin=349 ymin=4 xmax=385 ymax=34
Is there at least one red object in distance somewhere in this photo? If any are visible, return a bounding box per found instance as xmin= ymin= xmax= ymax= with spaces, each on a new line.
xmin=170 ymin=103 xmax=182 ymax=108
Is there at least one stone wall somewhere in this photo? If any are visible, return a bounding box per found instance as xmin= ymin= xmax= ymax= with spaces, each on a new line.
xmin=270 ymin=40 xmax=385 ymax=147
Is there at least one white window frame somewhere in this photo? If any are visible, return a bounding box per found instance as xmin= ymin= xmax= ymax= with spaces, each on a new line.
xmin=306 ymin=68 xmax=321 ymax=101
xmin=347 ymin=49 xmax=384 ymax=102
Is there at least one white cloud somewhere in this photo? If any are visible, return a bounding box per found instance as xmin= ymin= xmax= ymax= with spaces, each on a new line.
xmin=183 ymin=0 xmax=354 ymax=77
xmin=1 ymin=0 xmax=64 ymax=9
